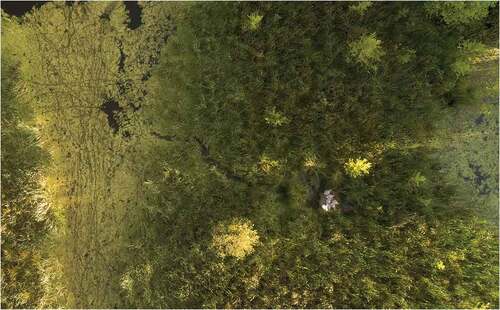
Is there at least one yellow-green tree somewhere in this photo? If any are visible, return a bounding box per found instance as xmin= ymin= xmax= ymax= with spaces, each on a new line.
xmin=212 ymin=218 xmax=259 ymax=259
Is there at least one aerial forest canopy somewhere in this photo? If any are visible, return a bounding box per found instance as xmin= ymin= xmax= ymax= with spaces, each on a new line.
xmin=1 ymin=1 xmax=498 ymax=309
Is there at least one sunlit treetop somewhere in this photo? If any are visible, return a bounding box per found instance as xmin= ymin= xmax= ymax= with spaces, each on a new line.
xmin=425 ymin=1 xmax=496 ymax=26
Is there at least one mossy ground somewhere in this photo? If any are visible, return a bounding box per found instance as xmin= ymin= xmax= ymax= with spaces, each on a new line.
xmin=431 ymin=49 xmax=499 ymax=226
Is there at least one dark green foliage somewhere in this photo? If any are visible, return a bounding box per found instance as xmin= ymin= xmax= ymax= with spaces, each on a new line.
xmin=129 ymin=141 xmax=498 ymax=308
xmin=148 ymin=2 xmax=492 ymax=186
xmin=127 ymin=2 xmax=499 ymax=308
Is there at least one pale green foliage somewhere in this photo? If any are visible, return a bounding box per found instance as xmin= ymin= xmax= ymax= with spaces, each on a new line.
xmin=344 ymin=158 xmax=372 ymax=178
xmin=409 ymin=171 xmax=427 ymax=188
xmin=452 ymin=61 xmax=472 ymax=78
xmin=120 ymin=273 xmax=134 ymax=293
xmin=264 ymin=107 xmax=289 ymax=127
xmin=303 ymin=152 xmax=323 ymax=170
xmin=212 ymin=218 xmax=259 ymax=260
xmin=350 ymin=2 xmax=372 ymax=15
xmin=37 ymin=258 xmax=71 ymax=308
xmin=452 ymin=41 xmax=487 ymax=77
xmin=425 ymin=2 xmax=495 ymax=26
xmin=258 ymin=155 xmax=280 ymax=174
xmin=246 ymin=12 xmax=263 ymax=31
xmin=349 ymin=33 xmax=384 ymax=69
xmin=120 ymin=263 xmax=154 ymax=305
xmin=434 ymin=260 xmax=446 ymax=271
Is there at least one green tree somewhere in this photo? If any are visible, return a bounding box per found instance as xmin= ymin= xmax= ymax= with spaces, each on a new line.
xmin=349 ymin=33 xmax=385 ymax=69
xmin=425 ymin=2 xmax=495 ymax=26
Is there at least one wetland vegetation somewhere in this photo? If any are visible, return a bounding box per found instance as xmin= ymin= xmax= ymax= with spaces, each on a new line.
xmin=1 ymin=1 xmax=499 ymax=308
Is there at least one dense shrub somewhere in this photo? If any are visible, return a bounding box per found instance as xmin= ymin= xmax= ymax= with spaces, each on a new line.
xmin=132 ymin=2 xmax=499 ymax=308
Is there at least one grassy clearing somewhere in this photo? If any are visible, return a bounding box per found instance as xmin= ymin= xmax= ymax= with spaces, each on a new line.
xmin=38 ymin=111 xmax=146 ymax=308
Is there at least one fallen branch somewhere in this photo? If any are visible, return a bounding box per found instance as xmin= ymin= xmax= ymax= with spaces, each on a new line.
xmin=193 ymin=137 xmax=249 ymax=184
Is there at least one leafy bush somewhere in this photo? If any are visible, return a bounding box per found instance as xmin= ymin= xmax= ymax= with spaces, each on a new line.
xmin=349 ymin=33 xmax=385 ymax=69
xmin=344 ymin=158 xmax=372 ymax=178
xmin=212 ymin=218 xmax=260 ymax=259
